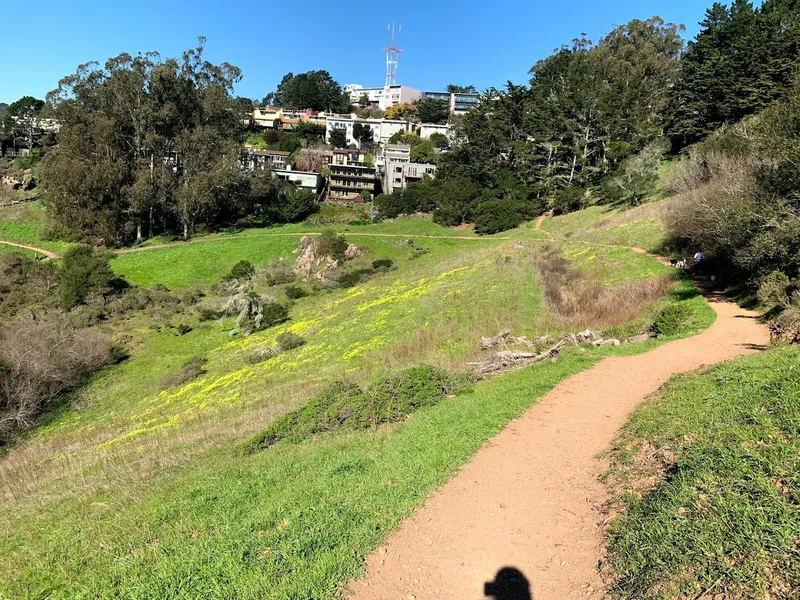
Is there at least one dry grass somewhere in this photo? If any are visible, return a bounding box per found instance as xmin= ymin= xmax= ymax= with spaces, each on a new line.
xmin=534 ymin=245 xmax=673 ymax=331
xmin=582 ymin=197 xmax=681 ymax=234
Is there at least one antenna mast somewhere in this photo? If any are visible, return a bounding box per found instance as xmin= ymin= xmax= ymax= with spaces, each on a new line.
xmin=384 ymin=24 xmax=402 ymax=87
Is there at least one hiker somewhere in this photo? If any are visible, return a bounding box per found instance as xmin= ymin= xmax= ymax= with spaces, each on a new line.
xmin=692 ymin=250 xmax=706 ymax=275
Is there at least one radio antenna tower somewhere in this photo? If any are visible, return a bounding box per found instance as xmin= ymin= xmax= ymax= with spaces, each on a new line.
xmin=384 ymin=24 xmax=402 ymax=87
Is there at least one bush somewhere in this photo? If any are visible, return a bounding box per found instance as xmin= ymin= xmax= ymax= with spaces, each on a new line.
xmin=59 ymin=244 xmax=120 ymax=309
xmin=172 ymin=323 xmax=192 ymax=336
xmin=551 ymin=187 xmax=587 ymax=215
xmin=372 ymin=259 xmax=394 ymax=270
xmin=276 ymin=332 xmax=306 ymax=351
xmin=262 ymin=263 xmax=296 ymax=286
xmin=337 ymin=268 xmax=374 ymax=289
xmin=198 ymin=308 xmax=221 ymax=322
xmin=260 ymin=301 xmax=289 ymax=330
xmin=474 ymin=199 xmax=523 ymax=234
xmin=246 ymin=346 xmax=282 ymax=364
xmin=315 ymin=229 xmax=348 ymax=262
xmin=160 ymin=356 xmax=207 ymax=390
xmin=0 ymin=319 xmax=112 ymax=441
xmin=652 ymin=302 xmax=691 ymax=336
xmin=757 ymin=271 xmax=792 ymax=308
xmin=226 ymin=260 xmax=255 ymax=281
xmin=284 ymin=285 xmax=309 ymax=300
xmin=242 ymin=365 xmax=472 ymax=453
xmin=280 ymin=188 xmax=319 ymax=222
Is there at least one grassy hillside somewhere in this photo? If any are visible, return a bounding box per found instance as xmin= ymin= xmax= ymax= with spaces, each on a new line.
xmin=606 ymin=346 xmax=800 ymax=599
xmin=0 ymin=202 xmax=71 ymax=253
xmin=0 ymin=200 xmax=714 ymax=598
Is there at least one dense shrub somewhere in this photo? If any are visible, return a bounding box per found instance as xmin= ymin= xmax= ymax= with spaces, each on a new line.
xmin=284 ymin=285 xmax=309 ymax=300
xmin=0 ymin=320 xmax=113 ymax=442
xmin=0 ymin=253 xmax=59 ymax=317
xmin=757 ymin=271 xmax=792 ymax=309
xmin=198 ymin=308 xmax=221 ymax=322
xmin=260 ymin=301 xmax=290 ymax=330
xmin=279 ymin=188 xmax=319 ymax=222
xmin=337 ymin=268 xmax=374 ymax=289
xmin=160 ymin=356 xmax=207 ymax=390
xmin=371 ymin=259 xmax=394 ymax=270
xmin=276 ymin=332 xmax=306 ymax=351
xmin=551 ymin=187 xmax=587 ymax=215
xmin=315 ymin=230 xmax=348 ymax=262
xmin=226 ymin=260 xmax=255 ymax=281
xmin=474 ymin=199 xmax=523 ymax=234
xmin=242 ymin=365 xmax=472 ymax=453
xmin=58 ymin=245 xmax=120 ymax=309
xmin=262 ymin=262 xmax=296 ymax=286
xmin=246 ymin=346 xmax=282 ymax=364
xmin=651 ymin=302 xmax=691 ymax=336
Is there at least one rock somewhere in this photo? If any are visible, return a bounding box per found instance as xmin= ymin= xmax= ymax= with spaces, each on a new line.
xmin=575 ymin=329 xmax=602 ymax=343
xmin=407 ymin=595 xmax=417 ymax=600
xmin=625 ymin=332 xmax=655 ymax=344
xmin=344 ymin=243 xmax=361 ymax=261
xmin=598 ymin=339 xmax=621 ymax=347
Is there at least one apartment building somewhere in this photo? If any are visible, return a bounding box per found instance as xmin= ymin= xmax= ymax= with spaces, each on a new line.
xmin=419 ymin=123 xmax=454 ymax=140
xmin=242 ymin=148 xmax=291 ymax=171
xmin=325 ymin=115 xmax=412 ymax=147
xmin=252 ymin=107 xmax=282 ymax=128
xmin=273 ymin=168 xmax=323 ymax=194
xmin=344 ymin=84 xmax=421 ymax=110
xmin=328 ymin=148 xmax=378 ymax=202
xmin=384 ymin=159 xmax=436 ymax=195
xmin=421 ymin=91 xmax=480 ymax=114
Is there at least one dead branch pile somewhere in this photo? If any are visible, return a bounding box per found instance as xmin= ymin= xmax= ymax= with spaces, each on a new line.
xmin=470 ymin=328 xmax=658 ymax=375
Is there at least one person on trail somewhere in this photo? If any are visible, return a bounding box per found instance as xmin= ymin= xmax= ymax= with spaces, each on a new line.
xmin=693 ymin=251 xmax=706 ymax=275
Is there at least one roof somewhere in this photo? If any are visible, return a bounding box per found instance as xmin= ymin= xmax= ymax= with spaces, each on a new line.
xmin=252 ymin=149 xmax=291 ymax=156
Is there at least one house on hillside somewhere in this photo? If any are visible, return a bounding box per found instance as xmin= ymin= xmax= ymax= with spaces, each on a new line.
xmin=241 ymin=148 xmax=290 ymax=171
xmin=327 ymin=148 xmax=378 ymax=202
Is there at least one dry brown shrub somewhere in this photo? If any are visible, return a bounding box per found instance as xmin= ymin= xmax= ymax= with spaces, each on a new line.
xmin=534 ymin=245 xmax=672 ymax=330
xmin=0 ymin=319 xmax=112 ymax=440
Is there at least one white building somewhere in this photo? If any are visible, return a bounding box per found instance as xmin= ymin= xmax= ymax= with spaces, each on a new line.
xmin=419 ymin=123 xmax=454 ymax=141
xmin=326 ymin=116 xmax=412 ymax=147
xmin=345 ymin=84 xmax=421 ymax=110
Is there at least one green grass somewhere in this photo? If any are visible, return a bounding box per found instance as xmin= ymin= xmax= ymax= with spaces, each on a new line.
xmin=539 ymin=204 xmax=623 ymax=236
xmin=111 ymin=216 xmax=504 ymax=289
xmin=0 ymin=244 xmax=34 ymax=257
xmin=0 ymin=202 xmax=71 ymax=253
xmin=2 ymin=337 xmax=723 ymax=599
xmin=0 ymin=200 xmax=717 ymax=598
xmin=574 ymin=218 xmax=666 ymax=253
xmin=606 ymin=346 xmax=800 ymax=599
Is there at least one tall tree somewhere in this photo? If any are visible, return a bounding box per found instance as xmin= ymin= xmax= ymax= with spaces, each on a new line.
xmin=42 ymin=38 xmax=248 ymax=243
xmin=446 ymin=84 xmax=477 ymax=94
xmin=265 ymin=70 xmax=351 ymax=112
xmin=3 ymin=96 xmax=45 ymax=150
xmin=417 ymin=98 xmax=450 ymax=124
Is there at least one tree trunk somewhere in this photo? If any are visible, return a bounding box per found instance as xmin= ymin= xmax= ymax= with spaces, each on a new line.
xmin=148 ymin=205 xmax=154 ymax=239
xmin=136 ymin=222 xmax=143 ymax=244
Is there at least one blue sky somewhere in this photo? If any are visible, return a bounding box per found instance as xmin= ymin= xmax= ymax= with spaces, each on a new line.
xmin=1 ymin=0 xmax=710 ymax=105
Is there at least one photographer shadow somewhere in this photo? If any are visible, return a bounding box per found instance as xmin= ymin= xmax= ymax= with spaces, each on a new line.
xmin=484 ymin=567 xmax=532 ymax=600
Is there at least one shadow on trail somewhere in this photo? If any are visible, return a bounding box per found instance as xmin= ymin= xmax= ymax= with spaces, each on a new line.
xmin=484 ymin=567 xmax=532 ymax=600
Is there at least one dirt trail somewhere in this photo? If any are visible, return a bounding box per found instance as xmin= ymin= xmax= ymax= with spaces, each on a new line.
xmin=0 ymin=240 xmax=59 ymax=259
xmin=349 ymin=293 xmax=769 ymax=600
xmin=534 ymin=214 xmax=548 ymax=230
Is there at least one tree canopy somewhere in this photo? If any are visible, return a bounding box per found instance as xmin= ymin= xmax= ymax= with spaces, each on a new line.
xmin=41 ymin=39 xmax=316 ymax=245
xmin=263 ymin=70 xmax=352 ymax=112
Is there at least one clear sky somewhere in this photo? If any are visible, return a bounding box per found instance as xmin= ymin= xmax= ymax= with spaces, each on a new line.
xmin=0 ymin=0 xmax=711 ymax=105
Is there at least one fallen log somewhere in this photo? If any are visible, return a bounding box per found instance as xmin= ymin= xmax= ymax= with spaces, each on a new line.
xmin=471 ymin=339 xmax=566 ymax=375
xmin=480 ymin=328 xmax=511 ymax=349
